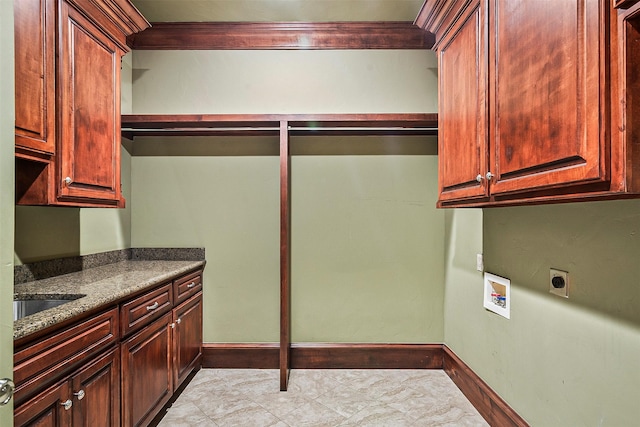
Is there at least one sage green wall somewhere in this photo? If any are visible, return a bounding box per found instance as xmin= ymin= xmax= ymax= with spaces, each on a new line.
xmin=445 ymin=201 xmax=640 ymax=426
xmin=130 ymin=49 xmax=442 ymax=343
xmin=131 ymin=142 xmax=281 ymax=342
xmin=0 ymin=0 xmax=14 ymax=424
xmin=130 ymin=136 xmax=441 ymax=343
xmin=132 ymin=50 xmax=437 ymax=113
xmin=291 ymin=151 xmax=443 ymax=342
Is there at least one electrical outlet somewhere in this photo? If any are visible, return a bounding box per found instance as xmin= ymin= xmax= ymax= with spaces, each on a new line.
xmin=476 ymin=254 xmax=484 ymax=272
xmin=550 ymin=268 xmax=569 ymax=298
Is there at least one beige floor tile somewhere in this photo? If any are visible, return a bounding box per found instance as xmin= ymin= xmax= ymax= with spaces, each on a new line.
xmin=339 ymin=402 xmax=416 ymax=426
xmin=159 ymin=369 xmax=488 ymax=427
xmin=279 ymin=400 xmax=347 ymax=427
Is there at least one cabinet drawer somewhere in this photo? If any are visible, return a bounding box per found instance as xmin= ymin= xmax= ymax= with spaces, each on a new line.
xmin=120 ymin=282 xmax=172 ymax=337
xmin=13 ymin=308 xmax=118 ymax=405
xmin=174 ymin=270 xmax=202 ymax=305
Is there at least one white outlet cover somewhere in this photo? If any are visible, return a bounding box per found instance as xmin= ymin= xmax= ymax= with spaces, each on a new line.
xmin=483 ymin=272 xmax=510 ymax=319
xmin=476 ymin=254 xmax=484 ymax=272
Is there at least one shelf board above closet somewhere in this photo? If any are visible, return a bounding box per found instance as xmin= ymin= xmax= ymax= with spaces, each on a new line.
xmin=121 ymin=113 xmax=438 ymax=138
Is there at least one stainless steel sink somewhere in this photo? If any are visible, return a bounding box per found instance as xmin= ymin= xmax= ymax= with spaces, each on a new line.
xmin=13 ymin=297 xmax=82 ymax=321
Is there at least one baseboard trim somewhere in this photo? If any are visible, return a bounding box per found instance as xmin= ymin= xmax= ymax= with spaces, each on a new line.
xmin=290 ymin=343 xmax=443 ymax=369
xmin=203 ymin=342 xmax=443 ymax=369
xmin=443 ymin=346 xmax=529 ymax=427
xmin=202 ymin=343 xmax=280 ymax=368
xmin=202 ymin=342 xmax=527 ymax=426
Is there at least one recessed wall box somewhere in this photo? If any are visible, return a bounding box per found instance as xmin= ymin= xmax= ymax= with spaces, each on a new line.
xmin=483 ymin=272 xmax=510 ymax=319
xmin=550 ymin=268 xmax=569 ymax=298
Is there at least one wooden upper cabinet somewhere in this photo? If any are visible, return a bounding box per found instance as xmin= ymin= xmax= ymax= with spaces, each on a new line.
xmin=437 ymin=0 xmax=489 ymax=203
xmin=417 ymin=0 xmax=639 ymax=206
xmin=489 ymin=0 xmax=607 ymax=197
xmin=14 ymin=0 xmax=149 ymax=207
xmin=14 ymin=0 xmax=56 ymax=158
xmin=57 ymin=2 xmax=122 ymax=205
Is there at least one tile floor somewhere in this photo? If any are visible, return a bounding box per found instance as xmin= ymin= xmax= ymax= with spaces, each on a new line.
xmin=157 ymin=369 xmax=489 ymax=426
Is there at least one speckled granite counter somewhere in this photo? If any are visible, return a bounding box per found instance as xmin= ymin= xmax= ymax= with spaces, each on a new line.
xmin=14 ymin=259 xmax=205 ymax=341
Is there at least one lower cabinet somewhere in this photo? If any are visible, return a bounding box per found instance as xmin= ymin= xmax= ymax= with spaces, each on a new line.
xmin=173 ymin=293 xmax=203 ymax=389
xmin=15 ymin=347 xmax=120 ymax=427
xmin=14 ymin=269 xmax=204 ymax=427
xmin=14 ymin=381 xmax=72 ymax=427
xmin=121 ymin=312 xmax=173 ymax=427
xmin=71 ymin=348 xmax=121 ymax=427
xmin=121 ymin=292 xmax=203 ymax=427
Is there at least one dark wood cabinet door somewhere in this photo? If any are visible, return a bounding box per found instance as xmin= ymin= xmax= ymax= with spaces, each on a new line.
xmin=489 ymin=0 xmax=607 ymax=196
xmin=14 ymin=381 xmax=72 ymax=427
xmin=14 ymin=0 xmax=55 ymax=156
xmin=173 ymin=293 xmax=203 ymax=388
xmin=57 ymin=1 xmax=122 ymax=205
xmin=437 ymin=0 xmax=490 ymax=204
xmin=71 ymin=348 xmax=120 ymax=427
xmin=121 ymin=313 xmax=173 ymax=427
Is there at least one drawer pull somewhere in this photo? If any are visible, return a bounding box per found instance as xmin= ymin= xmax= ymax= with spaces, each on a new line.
xmin=61 ymin=399 xmax=73 ymax=410
xmin=146 ymin=302 xmax=159 ymax=311
xmin=187 ymin=281 xmax=197 ymax=289
xmin=74 ymin=390 xmax=85 ymax=400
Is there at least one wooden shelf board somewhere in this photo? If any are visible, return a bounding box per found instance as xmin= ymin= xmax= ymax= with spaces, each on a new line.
xmin=121 ymin=113 xmax=438 ymax=137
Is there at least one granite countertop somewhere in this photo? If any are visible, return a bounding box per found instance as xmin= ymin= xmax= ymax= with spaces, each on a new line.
xmin=14 ymin=259 xmax=205 ymax=341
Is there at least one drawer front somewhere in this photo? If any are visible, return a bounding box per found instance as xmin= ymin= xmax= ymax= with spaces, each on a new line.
xmin=174 ymin=270 xmax=203 ymax=305
xmin=13 ymin=308 xmax=118 ymax=405
xmin=120 ymin=282 xmax=172 ymax=337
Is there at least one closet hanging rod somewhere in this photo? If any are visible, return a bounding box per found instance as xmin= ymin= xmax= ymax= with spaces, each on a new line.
xmin=121 ymin=127 xmax=281 ymax=132
xmin=288 ymin=127 xmax=437 ymax=132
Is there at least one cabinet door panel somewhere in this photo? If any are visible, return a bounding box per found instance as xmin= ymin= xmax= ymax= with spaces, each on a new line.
xmin=490 ymin=0 xmax=606 ymax=195
xmin=58 ymin=2 xmax=122 ymax=204
xmin=14 ymin=0 xmax=55 ymax=155
xmin=173 ymin=293 xmax=203 ymax=388
xmin=437 ymin=1 xmax=489 ymax=203
xmin=14 ymin=381 xmax=71 ymax=427
xmin=121 ymin=313 xmax=173 ymax=427
xmin=71 ymin=348 xmax=120 ymax=427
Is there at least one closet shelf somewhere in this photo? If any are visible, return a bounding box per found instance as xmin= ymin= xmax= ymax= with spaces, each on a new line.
xmin=121 ymin=113 xmax=438 ymax=138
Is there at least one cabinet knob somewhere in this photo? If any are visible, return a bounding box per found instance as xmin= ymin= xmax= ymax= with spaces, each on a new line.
xmin=74 ymin=389 xmax=85 ymax=400
xmin=61 ymin=399 xmax=73 ymax=410
xmin=146 ymin=302 xmax=159 ymax=311
xmin=187 ymin=281 xmax=196 ymax=289
xmin=63 ymin=177 xmax=72 ymax=186
xmin=486 ymin=172 xmax=495 ymax=181
xmin=176 ymin=318 xmax=182 ymax=324
xmin=170 ymin=322 xmax=176 ymax=329
xmin=476 ymin=174 xmax=483 ymax=183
